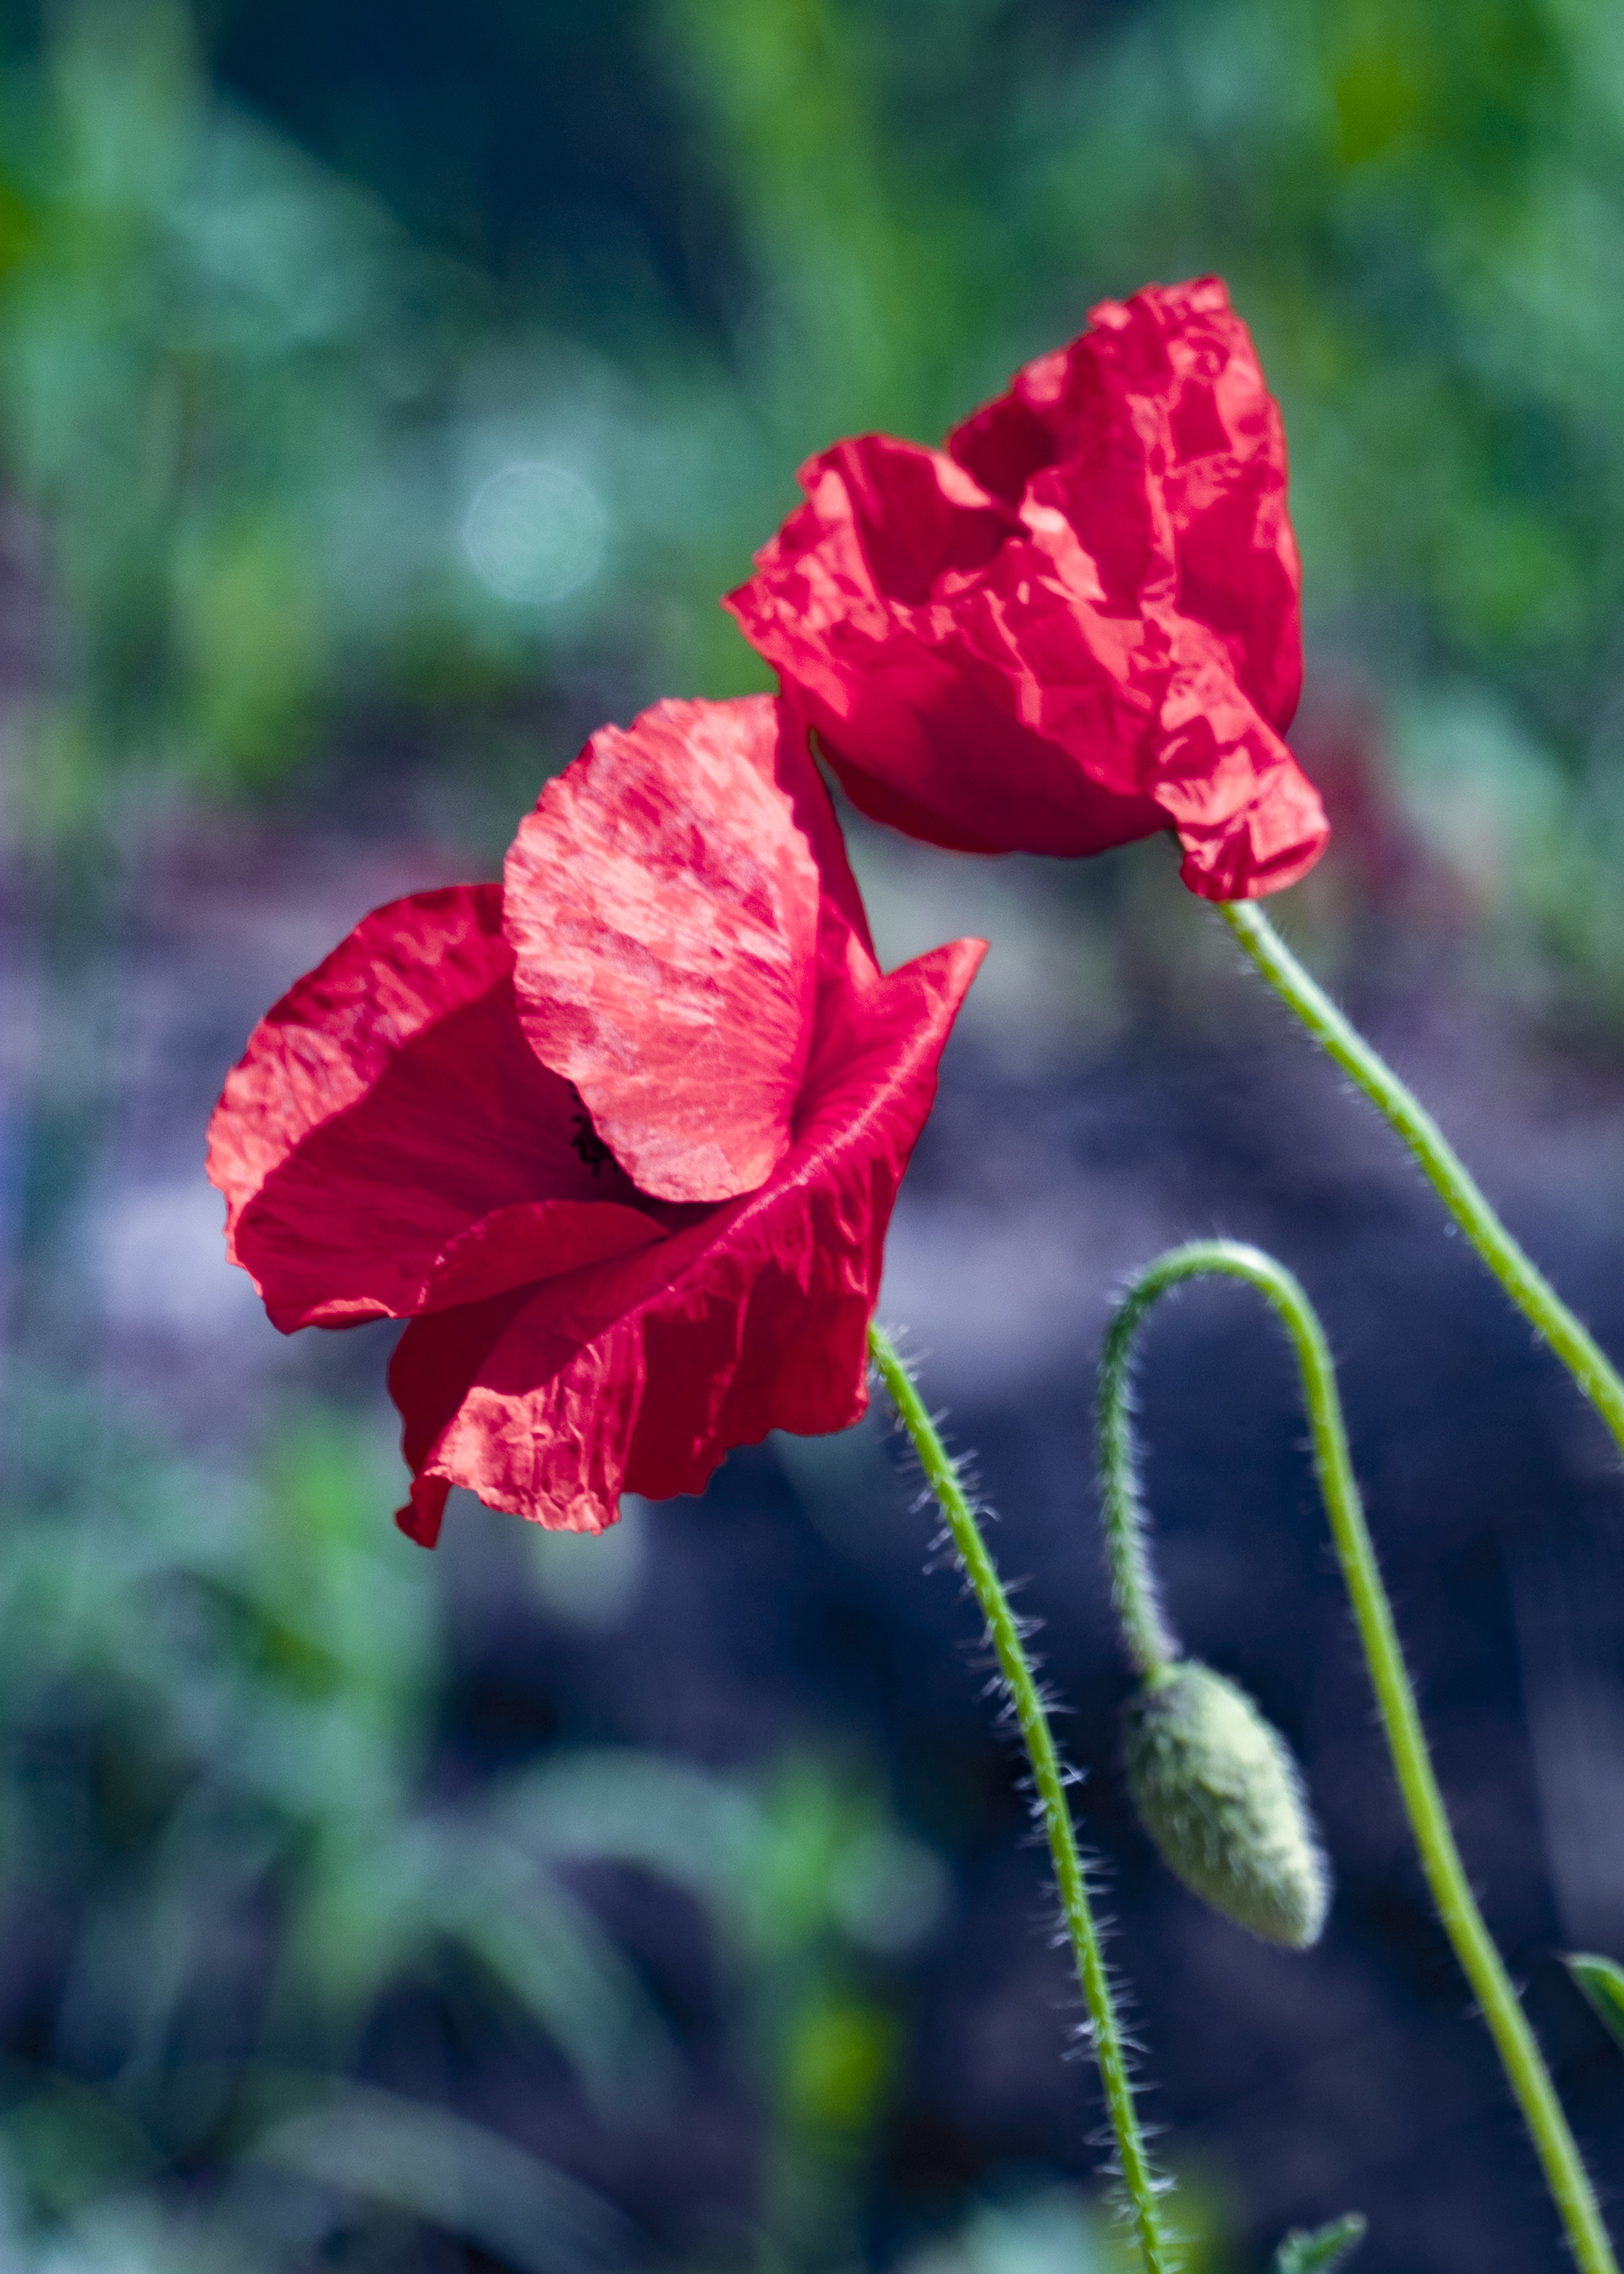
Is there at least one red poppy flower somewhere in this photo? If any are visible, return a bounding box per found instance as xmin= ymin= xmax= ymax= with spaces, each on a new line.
xmin=724 ymin=277 xmax=1328 ymax=901
xmin=206 ymin=695 xmax=984 ymax=1542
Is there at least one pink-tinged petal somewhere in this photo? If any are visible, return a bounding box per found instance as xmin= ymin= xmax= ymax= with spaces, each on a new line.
xmin=503 ymin=695 xmax=838 ymax=1206
xmin=206 ymin=884 xmax=667 ymax=1332
xmin=391 ymin=935 xmax=987 ymax=1538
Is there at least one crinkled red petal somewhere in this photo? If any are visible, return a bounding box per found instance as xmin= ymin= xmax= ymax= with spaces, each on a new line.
xmin=389 ymin=935 xmax=986 ymax=1539
xmin=504 ymin=695 xmax=873 ymax=1205
xmin=980 ymin=277 xmax=1303 ymax=739
xmin=724 ymin=277 xmax=1328 ymax=901
xmin=206 ymin=884 xmax=669 ymax=1332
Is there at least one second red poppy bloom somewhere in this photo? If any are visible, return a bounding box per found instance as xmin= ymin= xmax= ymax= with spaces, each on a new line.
xmin=726 ymin=277 xmax=1328 ymax=901
xmin=207 ymin=695 xmax=984 ymax=1541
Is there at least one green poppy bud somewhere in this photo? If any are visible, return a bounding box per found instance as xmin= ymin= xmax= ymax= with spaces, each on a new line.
xmin=1122 ymin=1661 xmax=1330 ymax=1949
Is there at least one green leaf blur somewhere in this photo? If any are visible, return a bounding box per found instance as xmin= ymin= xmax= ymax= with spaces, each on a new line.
xmin=1271 ymin=2213 xmax=1368 ymax=2273
xmin=1565 ymin=1953 xmax=1624 ymax=2056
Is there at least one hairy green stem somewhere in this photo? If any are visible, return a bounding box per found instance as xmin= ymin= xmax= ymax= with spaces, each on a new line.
xmin=1218 ymin=898 xmax=1624 ymax=1460
xmin=867 ymin=1322 xmax=1170 ymax=2274
xmin=1098 ymin=1240 xmax=1617 ymax=2274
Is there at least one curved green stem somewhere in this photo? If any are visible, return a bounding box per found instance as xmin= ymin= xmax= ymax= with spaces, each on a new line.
xmin=1218 ymin=898 xmax=1624 ymax=1459
xmin=1099 ymin=1240 xmax=1617 ymax=2274
xmin=867 ymin=1322 xmax=1170 ymax=2274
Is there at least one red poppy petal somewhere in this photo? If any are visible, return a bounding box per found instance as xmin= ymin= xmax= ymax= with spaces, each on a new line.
xmin=727 ymin=449 xmax=1169 ymax=860
xmin=727 ymin=277 xmax=1325 ymax=902
xmin=769 ymin=693 xmax=881 ymax=983
xmin=1069 ymin=279 xmax=1303 ymax=736
xmin=804 ymin=435 xmax=1020 ymax=606
xmin=207 ymin=884 xmax=666 ymax=1331
xmin=1155 ymin=655 xmax=1330 ymax=899
xmin=208 ymin=885 xmax=507 ymax=1211
xmin=398 ymin=1477 xmax=452 ymax=1549
xmin=392 ymin=935 xmax=986 ymax=1537
xmin=503 ymin=695 xmax=827 ymax=1206
xmin=947 ymin=363 xmax=1067 ymax=505
xmin=390 ymin=1290 xmax=640 ymax=1537
xmin=422 ymin=1199 xmax=667 ymax=1311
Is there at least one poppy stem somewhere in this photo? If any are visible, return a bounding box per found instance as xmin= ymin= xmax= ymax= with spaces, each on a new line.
xmin=866 ymin=1323 xmax=1171 ymax=2274
xmin=1217 ymin=898 xmax=1624 ymax=1461
xmin=1097 ymin=1239 xmax=1618 ymax=2274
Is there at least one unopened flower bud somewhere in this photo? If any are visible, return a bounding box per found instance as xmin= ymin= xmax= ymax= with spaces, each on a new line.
xmin=1122 ymin=1662 xmax=1330 ymax=1949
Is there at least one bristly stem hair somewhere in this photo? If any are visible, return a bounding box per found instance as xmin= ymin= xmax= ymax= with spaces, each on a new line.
xmin=867 ymin=1321 xmax=1172 ymax=2274
xmin=1217 ymin=898 xmax=1624 ymax=1459
xmin=1098 ymin=1239 xmax=1618 ymax=2274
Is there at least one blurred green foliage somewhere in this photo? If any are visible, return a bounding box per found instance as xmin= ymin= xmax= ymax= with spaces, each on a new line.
xmin=1270 ymin=2214 xmax=1366 ymax=2274
xmin=0 ymin=1369 xmax=965 ymax=2265
xmin=0 ymin=0 xmax=524 ymax=828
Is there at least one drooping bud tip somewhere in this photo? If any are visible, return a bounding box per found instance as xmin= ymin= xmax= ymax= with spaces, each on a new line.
xmin=1122 ymin=1660 xmax=1330 ymax=1949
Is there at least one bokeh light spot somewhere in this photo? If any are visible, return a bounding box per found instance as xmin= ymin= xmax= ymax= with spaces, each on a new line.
xmin=463 ymin=460 xmax=606 ymax=603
